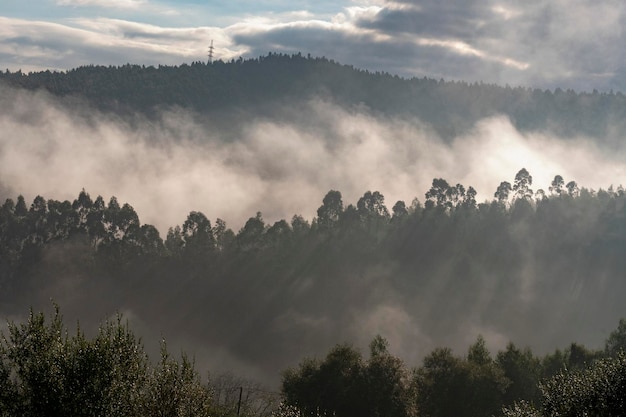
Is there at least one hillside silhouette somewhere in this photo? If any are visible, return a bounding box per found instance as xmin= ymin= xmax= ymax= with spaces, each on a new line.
xmin=3 ymin=53 xmax=626 ymax=140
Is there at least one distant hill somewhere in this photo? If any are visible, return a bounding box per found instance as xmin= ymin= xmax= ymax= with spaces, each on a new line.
xmin=3 ymin=53 xmax=626 ymax=140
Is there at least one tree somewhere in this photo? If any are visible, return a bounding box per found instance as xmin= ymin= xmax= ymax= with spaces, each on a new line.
xmin=134 ymin=224 xmax=164 ymax=256
xmin=565 ymin=342 xmax=598 ymax=371
xmin=414 ymin=339 xmax=509 ymax=417
xmin=282 ymin=344 xmax=363 ymax=417
xmin=47 ymin=199 xmax=77 ymax=240
xmin=165 ymin=225 xmax=185 ymax=256
xmin=72 ymin=189 xmax=93 ymax=230
xmin=462 ymin=186 xmax=478 ymax=210
xmin=0 ymin=305 xmax=215 ymax=417
xmin=497 ymin=343 xmax=542 ymax=407
xmin=605 ymin=318 xmax=626 ymax=357
xmin=447 ymin=183 xmax=466 ymax=209
xmin=513 ymin=168 xmax=533 ymax=200
xmin=565 ymin=180 xmax=579 ymax=197
xmin=357 ymin=191 xmax=390 ymax=237
xmin=495 ymin=181 xmax=512 ymax=205
xmin=103 ymin=196 xmax=122 ymax=240
xmin=534 ymin=189 xmax=546 ymax=202
xmin=549 ymin=175 xmax=565 ymax=196
xmin=118 ymin=203 xmax=141 ymax=239
xmin=86 ymin=196 xmax=106 ymax=248
xmin=316 ymin=190 xmax=343 ymax=231
xmin=213 ymin=218 xmax=235 ymax=252
xmin=14 ymin=195 xmax=27 ymax=217
xmin=281 ymin=338 xmax=415 ymax=417
xmin=357 ymin=191 xmax=390 ymax=219
xmin=266 ymin=220 xmax=292 ymax=248
xmin=28 ymin=195 xmax=48 ymax=242
xmin=425 ymin=178 xmax=451 ymax=209
xmin=467 ymin=335 xmax=491 ymax=366
xmin=237 ymin=212 xmax=266 ymax=251
xmin=143 ymin=342 xmax=212 ymax=417
xmin=363 ymin=336 xmax=416 ymax=417
xmin=504 ymin=353 xmax=626 ymax=417
xmin=414 ymin=347 xmax=463 ymax=417
xmin=391 ymin=200 xmax=408 ymax=219
xmin=290 ymin=215 xmax=310 ymax=237
xmin=182 ymin=211 xmax=214 ymax=255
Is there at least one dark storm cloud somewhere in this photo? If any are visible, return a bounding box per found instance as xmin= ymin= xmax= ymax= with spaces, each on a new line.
xmin=358 ymin=0 xmax=495 ymax=40
xmin=229 ymin=0 xmax=626 ymax=91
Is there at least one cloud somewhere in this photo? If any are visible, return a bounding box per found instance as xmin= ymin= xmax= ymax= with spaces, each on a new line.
xmin=3 ymin=1 xmax=626 ymax=91
xmin=230 ymin=0 xmax=626 ymax=91
xmin=1 ymin=86 xmax=625 ymax=237
xmin=0 ymin=16 xmax=239 ymax=72
xmin=56 ymin=0 xmax=148 ymax=9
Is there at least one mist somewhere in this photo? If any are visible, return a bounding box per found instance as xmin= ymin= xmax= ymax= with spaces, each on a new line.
xmin=2 ymin=84 xmax=626 ymax=387
xmin=1 ymin=86 xmax=624 ymax=235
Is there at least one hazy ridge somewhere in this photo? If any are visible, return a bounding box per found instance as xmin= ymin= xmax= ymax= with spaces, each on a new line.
xmin=1 ymin=54 xmax=626 ymax=390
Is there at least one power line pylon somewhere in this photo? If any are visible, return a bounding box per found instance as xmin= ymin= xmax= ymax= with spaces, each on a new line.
xmin=208 ymin=40 xmax=214 ymax=64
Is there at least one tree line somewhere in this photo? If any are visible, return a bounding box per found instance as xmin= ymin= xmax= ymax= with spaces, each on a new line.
xmin=1 ymin=168 xmax=625 ymax=416
xmin=283 ymin=321 xmax=626 ymax=417
xmin=1 ymin=168 xmax=623 ymax=288
xmin=2 ymin=305 xmax=626 ymax=417
xmin=3 ymin=53 xmax=626 ymax=139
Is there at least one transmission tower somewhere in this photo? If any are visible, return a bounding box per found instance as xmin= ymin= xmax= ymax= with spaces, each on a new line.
xmin=208 ymin=40 xmax=214 ymax=64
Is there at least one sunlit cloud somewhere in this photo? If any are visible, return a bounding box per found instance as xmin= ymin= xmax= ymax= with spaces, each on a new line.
xmin=411 ymin=37 xmax=529 ymax=70
xmin=1 ymin=88 xmax=624 ymax=234
xmin=2 ymin=0 xmax=626 ymax=90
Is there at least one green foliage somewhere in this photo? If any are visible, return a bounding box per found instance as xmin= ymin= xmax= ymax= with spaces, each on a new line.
xmin=605 ymin=318 xmax=626 ymax=357
xmin=502 ymin=401 xmax=542 ymax=417
xmin=497 ymin=343 xmax=542 ymax=407
xmin=143 ymin=342 xmax=212 ymax=417
xmin=316 ymin=190 xmax=343 ymax=232
xmin=504 ymin=353 xmax=626 ymax=417
xmin=0 ymin=305 xmax=215 ymax=417
xmin=281 ymin=337 xmax=416 ymax=417
xmin=1 ymin=174 xmax=626 ymax=417
xmin=414 ymin=339 xmax=509 ymax=417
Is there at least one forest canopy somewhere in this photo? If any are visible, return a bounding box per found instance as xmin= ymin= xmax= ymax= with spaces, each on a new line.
xmin=0 ymin=168 xmax=625 ymax=389
xmin=3 ymin=53 xmax=626 ymax=140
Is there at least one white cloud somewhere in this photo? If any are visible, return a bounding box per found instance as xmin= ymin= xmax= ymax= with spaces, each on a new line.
xmin=3 ymin=1 xmax=626 ymax=90
xmin=0 ymin=16 xmax=242 ymax=72
xmin=56 ymin=0 xmax=148 ymax=9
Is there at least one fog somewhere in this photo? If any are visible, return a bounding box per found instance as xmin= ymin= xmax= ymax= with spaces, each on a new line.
xmin=1 ymin=85 xmax=626 ymax=386
xmin=1 ymin=87 xmax=624 ymax=235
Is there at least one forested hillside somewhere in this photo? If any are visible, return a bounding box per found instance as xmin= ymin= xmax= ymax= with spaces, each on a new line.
xmin=2 ymin=54 xmax=626 ymax=416
xmin=3 ymin=53 xmax=626 ymax=140
xmin=1 ymin=169 xmax=626 ymax=415
xmin=1 ymin=168 xmax=625 ymax=385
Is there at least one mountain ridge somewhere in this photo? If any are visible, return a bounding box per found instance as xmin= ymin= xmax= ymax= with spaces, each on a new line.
xmin=3 ymin=53 xmax=626 ymax=140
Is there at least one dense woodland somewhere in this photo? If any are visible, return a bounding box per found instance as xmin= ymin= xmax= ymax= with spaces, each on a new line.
xmin=3 ymin=53 xmax=626 ymax=140
xmin=1 ymin=295 xmax=626 ymax=417
xmin=2 ymin=54 xmax=626 ymax=416
xmin=1 ymin=168 xmax=626 ymax=416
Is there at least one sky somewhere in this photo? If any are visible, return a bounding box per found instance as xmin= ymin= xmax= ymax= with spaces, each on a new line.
xmin=2 ymin=0 xmax=626 ymax=92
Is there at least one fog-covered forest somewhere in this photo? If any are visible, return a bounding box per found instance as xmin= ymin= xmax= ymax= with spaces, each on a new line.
xmin=1 ymin=54 xmax=626 ymax=416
